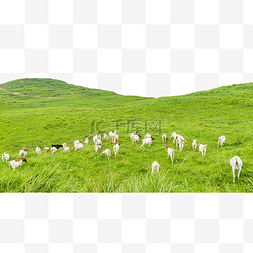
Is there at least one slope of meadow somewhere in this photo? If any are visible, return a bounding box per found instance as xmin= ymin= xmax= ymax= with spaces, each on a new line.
xmin=0 ymin=78 xmax=253 ymax=193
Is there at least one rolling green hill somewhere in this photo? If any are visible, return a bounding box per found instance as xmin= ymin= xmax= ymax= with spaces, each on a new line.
xmin=0 ymin=78 xmax=253 ymax=193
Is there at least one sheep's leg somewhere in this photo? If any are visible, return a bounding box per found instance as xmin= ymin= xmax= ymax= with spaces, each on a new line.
xmin=157 ymin=167 xmax=159 ymax=172
xmin=233 ymin=169 xmax=235 ymax=183
xmin=238 ymin=169 xmax=241 ymax=180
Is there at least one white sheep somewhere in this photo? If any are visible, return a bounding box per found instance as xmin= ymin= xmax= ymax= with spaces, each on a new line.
xmin=9 ymin=157 xmax=27 ymax=169
xmin=152 ymin=161 xmax=160 ymax=173
xmin=176 ymin=135 xmax=186 ymax=149
xmin=170 ymin=132 xmax=177 ymax=143
xmin=35 ymin=147 xmax=41 ymax=154
xmin=198 ymin=143 xmax=207 ymax=158
xmin=64 ymin=145 xmax=71 ymax=152
xmin=192 ymin=140 xmax=197 ymax=151
xmin=162 ymin=134 xmax=168 ymax=143
xmin=132 ymin=135 xmax=139 ymax=143
xmin=166 ymin=145 xmax=174 ymax=164
xmin=101 ymin=149 xmax=111 ymax=159
xmin=50 ymin=147 xmax=57 ymax=154
xmin=230 ymin=156 xmax=243 ymax=183
xmin=74 ymin=143 xmax=84 ymax=152
xmin=113 ymin=142 xmax=120 ymax=157
xmin=84 ymin=138 xmax=89 ymax=145
xmin=74 ymin=140 xmax=81 ymax=145
xmin=218 ymin=136 xmax=227 ymax=147
xmin=140 ymin=137 xmax=155 ymax=148
xmin=19 ymin=147 xmax=27 ymax=157
xmin=2 ymin=153 xmax=12 ymax=162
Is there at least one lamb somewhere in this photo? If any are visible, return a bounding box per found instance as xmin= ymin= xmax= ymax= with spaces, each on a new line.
xmin=176 ymin=135 xmax=186 ymax=149
xmin=2 ymin=153 xmax=12 ymax=162
xmin=50 ymin=147 xmax=57 ymax=154
xmin=84 ymin=138 xmax=89 ymax=145
xmin=192 ymin=140 xmax=197 ymax=151
xmin=230 ymin=156 xmax=243 ymax=183
xmin=113 ymin=142 xmax=120 ymax=157
xmin=104 ymin=133 xmax=108 ymax=142
xmin=132 ymin=135 xmax=139 ymax=143
xmin=179 ymin=140 xmax=184 ymax=152
xmin=162 ymin=134 xmax=168 ymax=143
xmin=9 ymin=157 xmax=27 ymax=169
xmin=101 ymin=149 xmax=111 ymax=159
xmin=140 ymin=137 xmax=155 ymax=148
xmin=74 ymin=140 xmax=81 ymax=145
xmin=170 ymin=132 xmax=177 ymax=143
xmin=19 ymin=147 xmax=27 ymax=157
xmin=35 ymin=147 xmax=41 ymax=154
xmin=44 ymin=147 xmax=50 ymax=153
xmin=218 ymin=136 xmax=227 ymax=147
xmin=166 ymin=145 xmax=174 ymax=164
xmin=198 ymin=143 xmax=207 ymax=158
xmin=152 ymin=161 xmax=160 ymax=173
xmin=130 ymin=133 xmax=141 ymax=142
xmin=74 ymin=143 xmax=84 ymax=152
xmin=112 ymin=133 xmax=119 ymax=144
xmin=64 ymin=145 xmax=71 ymax=152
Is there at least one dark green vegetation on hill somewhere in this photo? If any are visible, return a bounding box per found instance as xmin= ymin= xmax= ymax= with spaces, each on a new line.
xmin=0 ymin=78 xmax=253 ymax=192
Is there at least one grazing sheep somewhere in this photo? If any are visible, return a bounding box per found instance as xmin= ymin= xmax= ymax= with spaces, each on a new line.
xmin=198 ymin=143 xmax=207 ymax=158
xmin=179 ymin=140 xmax=184 ymax=152
xmin=170 ymin=132 xmax=177 ymax=143
xmin=162 ymin=134 xmax=168 ymax=143
xmin=104 ymin=133 xmax=108 ymax=142
xmin=74 ymin=140 xmax=81 ymax=145
xmin=101 ymin=149 xmax=111 ymax=159
xmin=152 ymin=161 xmax=160 ymax=173
xmin=2 ymin=153 xmax=12 ymax=162
xmin=113 ymin=142 xmax=120 ymax=157
xmin=64 ymin=145 xmax=71 ymax=152
xmin=192 ymin=140 xmax=197 ymax=151
xmin=84 ymin=138 xmax=89 ymax=145
xmin=50 ymin=147 xmax=57 ymax=154
xmin=176 ymin=135 xmax=186 ymax=149
xmin=140 ymin=137 xmax=155 ymax=148
xmin=44 ymin=147 xmax=50 ymax=153
xmin=132 ymin=135 xmax=139 ymax=143
xmin=112 ymin=133 xmax=119 ymax=144
xmin=74 ymin=143 xmax=84 ymax=152
xmin=9 ymin=157 xmax=27 ymax=169
xmin=35 ymin=147 xmax=41 ymax=154
xmin=218 ymin=136 xmax=227 ymax=147
xmin=230 ymin=156 xmax=243 ymax=183
xmin=166 ymin=145 xmax=174 ymax=164
xmin=19 ymin=147 xmax=27 ymax=157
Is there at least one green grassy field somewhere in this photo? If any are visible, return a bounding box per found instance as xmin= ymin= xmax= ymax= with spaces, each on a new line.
xmin=0 ymin=78 xmax=253 ymax=192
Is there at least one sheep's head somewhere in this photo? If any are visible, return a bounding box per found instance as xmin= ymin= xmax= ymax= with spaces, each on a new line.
xmin=117 ymin=142 xmax=120 ymax=145
xmin=151 ymin=137 xmax=155 ymax=141
xmin=23 ymin=147 xmax=27 ymax=151
xmin=166 ymin=145 xmax=169 ymax=149
xmin=100 ymin=152 xmax=104 ymax=156
xmin=22 ymin=157 xmax=27 ymax=162
xmin=138 ymin=133 xmax=141 ymax=137
xmin=198 ymin=143 xmax=200 ymax=147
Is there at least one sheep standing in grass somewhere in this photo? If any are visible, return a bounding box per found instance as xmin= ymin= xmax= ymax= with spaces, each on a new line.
xmin=9 ymin=157 xmax=27 ymax=169
xmin=140 ymin=137 xmax=155 ymax=148
xmin=176 ymin=135 xmax=186 ymax=149
xmin=113 ymin=142 xmax=120 ymax=157
xmin=64 ymin=146 xmax=71 ymax=152
xmin=218 ymin=136 xmax=227 ymax=147
xmin=74 ymin=143 xmax=84 ymax=152
xmin=84 ymin=138 xmax=89 ymax=145
xmin=152 ymin=161 xmax=160 ymax=173
xmin=166 ymin=145 xmax=174 ymax=164
xmin=132 ymin=135 xmax=139 ymax=143
xmin=50 ymin=147 xmax=57 ymax=154
xmin=101 ymin=149 xmax=111 ymax=159
xmin=19 ymin=147 xmax=27 ymax=157
xmin=230 ymin=156 xmax=243 ymax=183
xmin=162 ymin=134 xmax=168 ymax=143
xmin=2 ymin=153 xmax=12 ymax=162
xmin=198 ymin=143 xmax=207 ymax=158
xmin=36 ymin=147 xmax=41 ymax=154
xmin=44 ymin=147 xmax=50 ymax=153
xmin=192 ymin=140 xmax=197 ymax=151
